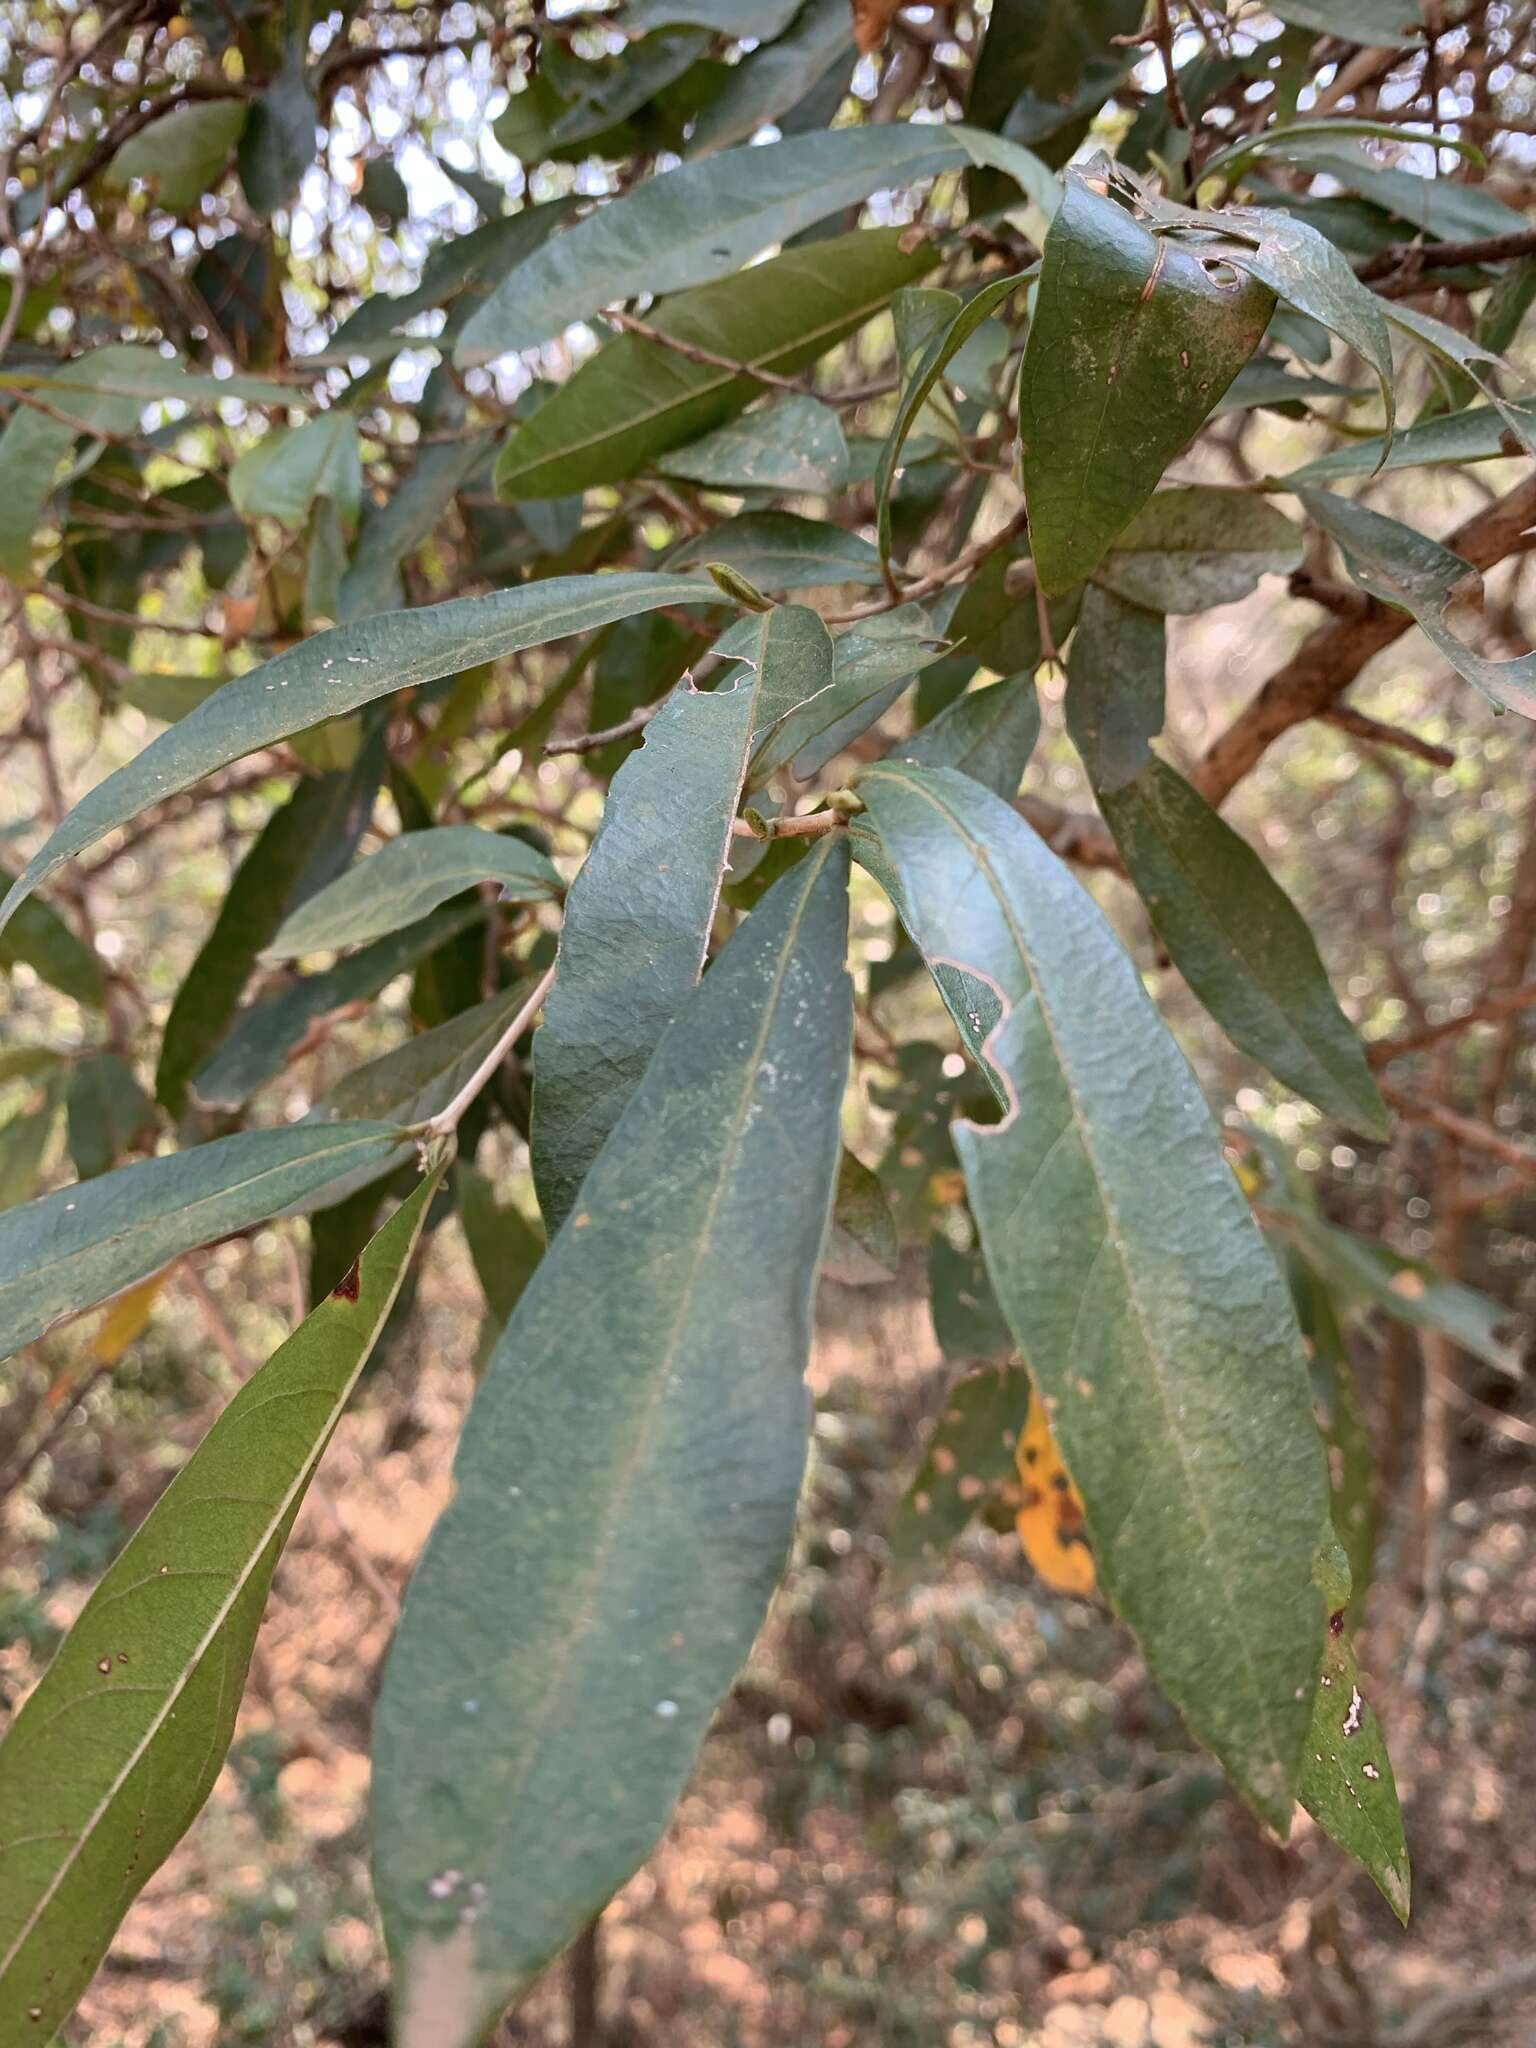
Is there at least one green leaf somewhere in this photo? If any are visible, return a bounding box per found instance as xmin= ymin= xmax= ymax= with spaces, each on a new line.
xmin=456 ymin=1162 xmax=545 ymax=1342
xmin=103 ymin=98 xmax=246 ymax=211
xmin=1281 ymin=401 xmax=1536 ymax=485
xmin=887 ymin=1360 xmax=1030 ymax=1577
xmin=326 ymin=203 xmax=573 ymax=361
xmin=263 ymin=828 xmax=559 ymax=962
xmin=624 ymin=0 xmax=801 ymax=32
xmin=822 ymin=1149 xmax=899 ymax=1285
xmin=657 ymin=393 xmax=850 ymax=492
xmin=1298 ymin=485 xmax=1536 ymax=719
xmin=898 ymin=677 xmax=1042 ymax=801
xmin=929 ymin=1229 xmax=1014 ymax=1361
xmin=0 ymin=863 xmax=104 ymax=1008
xmin=456 ymin=124 xmax=966 ymax=364
xmin=531 ymin=677 xmax=759 ymax=1233
xmin=1291 ymin=1255 xmax=1374 ymax=1609
xmin=192 ymin=899 xmax=487 ymax=1113
xmin=1298 ymin=1564 xmax=1411 ymax=1924
xmin=670 ymin=511 xmax=881 ymax=590
xmin=0 ymin=1121 xmax=407 ymax=1364
xmin=1204 ymin=122 xmax=1483 ymax=194
xmin=157 ymin=775 xmax=367 ymax=1115
xmin=1098 ymin=758 xmax=1389 ymax=1135
xmin=1265 ymin=0 xmax=1420 ymax=45
xmin=1215 ymin=357 xmax=1372 ymax=418
xmin=1382 ymin=299 xmax=1536 ymax=459
xmin=65 ymin=1053 xmax=156 ymax=1181
xmin=1063 ymin=584 xmax=1166 ymax=793
xmin=751 ymin=603 xmax=942 ymax=786
xmin=0 ymin=1172 xmax=438 ymax=2039
xmin=876 ymin=272 xmax=1026 ymax=572
xmin=237 ymin=51 xmax=317 ymax=213
xmin=493 ymin=227 xmax=935 ymax=499
xmin=1269 ymin=1204 xmax=1524 ymax=1380
xmin=1017 ymin=176 xmax=1273 ymax=594
xmin=855 ymin=763 xmax=1330 ymax=1827
xmin=1166 ymin=202 xmax=1395 ymax=449
xmin=688 ymin=0 xmax=855 ymax=155
xmin=1091 ymin=486 xmax=1303 ymax=613
xmin=337 ymin=429 xmax=497 ymax=621
xmin=372 ymin=841 xmax=852 ymax=2046
xmin=967 ymin=0 xmax=1137 ymax=172
xmin=0 ymin=573 xmax=724 ymax=926
xmin=0 ymin=1091 xmax=63 ymax=1213
xmin=314 ymin=975 xmax=543 ymax=1135
xmin=229 ymin=412 xmax=361 ymax=529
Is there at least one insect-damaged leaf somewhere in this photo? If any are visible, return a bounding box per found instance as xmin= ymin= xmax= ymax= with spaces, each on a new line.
xmin=263 ymin=827 xmax=560 ymax=961
xmin=0 ymin=1121 xmax=407 ymax=1363
xmin=1017 ymin=175 xmax=1272 ymax=594
xmin=1299 ymin=485 xmax=1536 ymax=720
xmin=1298 ymin=1556 xmax=1411 ymax=1924
xmin=855 ymin=763 xmax=1331 ymax=1828
xmin=372 ymin=842 xmax=851 ymax=2048
xmin=1098 ymin=758 xmax=1388 ymax=1136
xmin=0 ymin=1173 xmax=437 ymax=2040
xmin=0 ymin=574 xmax=725 ymax=927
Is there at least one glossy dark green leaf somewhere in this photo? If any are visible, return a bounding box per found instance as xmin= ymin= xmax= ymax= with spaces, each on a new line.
xmin=658 ymin=394 xmax=849 ymax=492
xmin=1063 ymin=584 xmax=1166 ymax=794
xmin=898 ymin=677 xmax=1041 ymax=801
xmin=0 ymin=573 xmax=722 ymax=925
xmin=689 ymin=0 xmax=854 ymax=154
xmin=0 ymin=863 xmax=104 ymax=1009
xmin=193 ymin=899 xmax=487 ymax=1113
xmin=534 ymin=611 xmax=827 ymax=1231
xmin=1099 ymin=758 xmax=1388 ymax=1135
xmin=887 ymin=1360 xmax=1031 ymax=1577
xmin=1281 ymin=401 xmax=1536 ymax=485
xmin=876 ymin=272 xmax=1025 ymax=572
xmin=264 ymin=828 xmax=559 ymax=962
xmin=0 ymin=1172 xmax=437 ymax=2039
xmin=157 ymin=775 xmax=369 ymax=1115
xmin=855 ymin=762 xmax=1330 ymax=1828
xmin=65 ymin=1053 xmax=156 ymax=1182
xmin=0 ymin=1121 xmax=407 ymax=1363
xmin=493 ymin=228 xmax=935 ymax=500
xmin=372 ymin=841 xmax=852 ymax=2047
xmin=671 ymin=511 xmax=881 ymax=590
xmin=822 ymin=1150 xmax=899 ymax=1286
xmin=456 ymin=124 xmax=966 ymax=364
xmin=1298 ymin=1553 xmax=1411 ymax=1924
xmin=1299 ymin=485 xmax=1536 ymax=719
xmin=1017 ymin=176 xmax=1272 ymax=593
xmin=1091 ymin=487 xmax=1303 ymax=613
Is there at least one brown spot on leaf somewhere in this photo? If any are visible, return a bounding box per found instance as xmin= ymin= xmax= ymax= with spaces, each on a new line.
xmin=332 ymin=1260 xmax=362 ymax=1303
xmin=1329 ymin=1608 xmax=1346 ymax=1635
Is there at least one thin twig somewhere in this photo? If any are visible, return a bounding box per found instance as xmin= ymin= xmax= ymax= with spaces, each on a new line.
xmin=1367 ymin=980 xmax=1536 ymax=1065
xmin=421 ymin=963 xmax=557 ymax=1140
xmin=544 ymin=704 xmax=658 ymax=755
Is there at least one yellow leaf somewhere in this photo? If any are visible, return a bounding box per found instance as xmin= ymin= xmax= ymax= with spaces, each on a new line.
xmin=1015 ymin=1386 xmax=1096 ymax=1596
xmin=89 ymin=1269 xmax=166 ymax=1365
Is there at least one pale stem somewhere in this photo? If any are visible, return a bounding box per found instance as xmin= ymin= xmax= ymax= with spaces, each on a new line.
xmin=422 ymin=961 xmax=557 ymax=1141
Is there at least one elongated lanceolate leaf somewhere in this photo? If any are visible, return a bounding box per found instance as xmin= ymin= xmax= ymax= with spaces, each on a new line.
xmin=372 ymin=841 xmax=852 ymax=2047
xmin=0 ymin=573 xmax=721 ymax=926
xmin=0 ymin=1173 xmax=438 ymax=2039
xmin=1299 ymin=486 xmax=1536 ymax=719
xmin=0 ymin=865 xmax=104 ymax=1010
xmin=855 ymin=763 xmax=1330 ymax=1827
xmin=657 ymin=395 xmax=850 ymax=492
xmin=456 ymin=124 xmax=967 ymax=363
xmin=1281 ymin=401 xmax=1536 ymax=486
xmin=493 ymin=229 xmax=935 ymax=500
xmin=1099 ymin=758 xmax=1388 ymax=1135
xmin=1091 ymin=487 xmax=1303 ymax=613
xmin=1018 ymin=176 xmax=1272 ymax=594
xmin=264 ymin=828 xmax=559 ymax=961
xmin=688 ymin=0 xmax=855 ymax=154
xmin=0 ymin=1121 xmax=405 ymax=1362
xmin=532 ymin=679 xmax=752 ymax=1233
xmin=1064 ymin=583 xmax=1166 ymax=794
